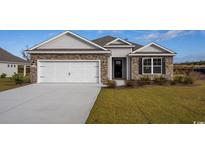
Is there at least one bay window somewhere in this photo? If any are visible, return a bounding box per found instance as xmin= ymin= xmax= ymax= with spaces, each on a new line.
xmin=142 ymin=58 xmax=162 ymax=74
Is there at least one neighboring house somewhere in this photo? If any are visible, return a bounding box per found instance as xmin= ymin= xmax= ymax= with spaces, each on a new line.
xmin=0 ymin=48 xmax=28 ymax=77
xmin=27 ymin=31 xmax=176 ymax=84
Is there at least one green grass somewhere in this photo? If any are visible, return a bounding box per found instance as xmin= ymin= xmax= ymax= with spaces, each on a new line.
xmin=0 ymin=78 xmax=24 ymax=92
xmin=87 ymin=81 xmax=205 ymax=124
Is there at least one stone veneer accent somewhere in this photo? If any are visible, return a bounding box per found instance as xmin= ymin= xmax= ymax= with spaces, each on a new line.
xmin=30 ymin=54 xmax=109 ymax=84
xmin=131 ymin=56 xmax=174 ymax=80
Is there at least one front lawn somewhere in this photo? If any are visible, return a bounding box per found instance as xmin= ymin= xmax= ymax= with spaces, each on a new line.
xmin=87 ymin=81 xmax=205 ymax=124
xmin=0 ymin=78 xmax=26 ymax=92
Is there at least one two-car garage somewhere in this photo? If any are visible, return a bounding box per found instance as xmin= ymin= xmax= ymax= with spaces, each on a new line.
xmin=37 ymin=60 xmax=100 ymax=83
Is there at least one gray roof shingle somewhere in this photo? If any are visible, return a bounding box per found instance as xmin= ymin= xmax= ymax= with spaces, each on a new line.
xmin=92 ymin=35 xmax=143 ymax=50
xmin=0 ymin=48 xmax=27 ymax=63
xmin=92 ymin=36 xmax=116 ymax=46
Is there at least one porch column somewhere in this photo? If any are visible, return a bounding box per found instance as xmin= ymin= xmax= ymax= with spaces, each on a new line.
xmin=16 ymin=64 xmax=18 ymax=74
xmin=23 ymin=65 xmax=26 ymax=76
xmin=126 ymin=57 xmax=129 ymax=80
xmin=109 ymin=56 xmax=112 ymax=80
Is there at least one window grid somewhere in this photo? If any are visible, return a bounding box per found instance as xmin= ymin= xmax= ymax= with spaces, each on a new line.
xmin=153 ymin=58 xmax=162 ymax=74
xmin=143 ymin=58 xmax=152 ymax=74
xmin=142 ymin=58 xmax=162 ymax=74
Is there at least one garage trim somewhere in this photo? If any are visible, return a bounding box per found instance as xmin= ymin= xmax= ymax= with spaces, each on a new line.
xmin=37 ymin=59 xmax=101 ymax=84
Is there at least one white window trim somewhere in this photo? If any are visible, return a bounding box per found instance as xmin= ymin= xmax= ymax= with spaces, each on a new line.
xmin=142 ymin=57 xmax=163 ymax=75
xmin=142 ymin=58 xmax=152 ymax=74
xmin=153 ymin=58 xmax=162 ymax=74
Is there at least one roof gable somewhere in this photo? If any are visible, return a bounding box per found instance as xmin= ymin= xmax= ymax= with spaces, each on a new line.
xmin=37 ymin=33 xmax=98 ymax=49
xmin=28 ymin=31 xmax=107 ymax=51
xmin=92 ymin=36 xmax=142 ymax=49
xmin=105 ymin=38 xmax=133 ymax=46
xmin=108 ymin=39 xmax=126 ymax=45
xmin=132 ymin=42 xmax=176 ymax=54
xmin=0 ymin=48 xmax=27 ymax=63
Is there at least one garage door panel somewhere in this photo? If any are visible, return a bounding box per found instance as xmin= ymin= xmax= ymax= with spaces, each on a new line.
xmin=68 ymin=61 xmax=99 ymax=83
xmin=39 ymin=62 xmax=56 ymax=82
xmin=55 ymin=62 xmax=69 ymax=82
xmin=38 ymin=61 xmax=99 ymax=83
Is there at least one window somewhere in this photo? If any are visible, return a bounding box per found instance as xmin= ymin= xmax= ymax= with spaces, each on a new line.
xmin=11 ymin=65 xmax=13 ymax=67
xmin=142 ymin=58 xmax=162 ymax=74
xmin=116 ymin=60 xmax=122 ymax=65
xmin=153 ymin=58 xmax=162 ymax=74
xmin=143 ymin=58 xmax=152 ymax=74
xmin=8 ymin=64 xmax=9 ymax=67
xmin=14 ymin=65 xmax=16 ymax=67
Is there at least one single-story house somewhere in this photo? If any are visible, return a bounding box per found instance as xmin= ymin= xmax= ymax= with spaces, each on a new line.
xmin=27 ymin=31 xmax=176 ymax=84
xmin=0 ymin=48 xmax=28 ymax=77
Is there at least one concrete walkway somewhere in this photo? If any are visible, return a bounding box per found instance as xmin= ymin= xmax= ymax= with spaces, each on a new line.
xmin=115 ymin=80 xmax=126 ymax=86
xmin=0 ymin=83 xmax=101 ymax=124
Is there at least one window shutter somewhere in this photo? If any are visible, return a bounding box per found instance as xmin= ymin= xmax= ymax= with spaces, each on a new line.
xmin=162 ymin=57 xmax=166 ymax=74
xmin=139 ymin=58 xmax=142 ymax=74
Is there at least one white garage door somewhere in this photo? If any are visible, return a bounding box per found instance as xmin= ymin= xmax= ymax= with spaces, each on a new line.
xmin=38 ymin=61 xmax=100 ymax=83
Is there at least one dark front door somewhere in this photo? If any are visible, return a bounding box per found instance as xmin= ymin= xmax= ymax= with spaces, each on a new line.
xmin=114 ymin=59 xmax=123 ymax=78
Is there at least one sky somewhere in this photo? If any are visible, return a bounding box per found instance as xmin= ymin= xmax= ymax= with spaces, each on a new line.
xmin=0 ymin=30 xmax=205 ymax=63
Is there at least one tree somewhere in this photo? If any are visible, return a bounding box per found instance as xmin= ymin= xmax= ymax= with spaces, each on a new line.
xmin=21 ymin=45 xmax=30 ymax=60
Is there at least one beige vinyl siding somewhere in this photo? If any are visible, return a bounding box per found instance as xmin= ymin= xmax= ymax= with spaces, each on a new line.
xmin=138 ymin=44 xmax=167 ymax=52
xmin=37 ymin=34 xmax=98 ymax=49
xmin=107 ymin=47 xmax=132 ymax=57
xmin=0 ymin=63 xmax=18 ymax=77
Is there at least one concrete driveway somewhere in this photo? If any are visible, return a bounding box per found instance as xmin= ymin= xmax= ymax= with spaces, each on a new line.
xmin=0 ymin=83 xmax=101 ymax=124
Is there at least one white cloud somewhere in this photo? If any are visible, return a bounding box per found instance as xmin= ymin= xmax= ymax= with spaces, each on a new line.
xmin=141 ymin=30 xmax=195 ymax=42
xmin=142 ymin=33 xmax=160 ymax=40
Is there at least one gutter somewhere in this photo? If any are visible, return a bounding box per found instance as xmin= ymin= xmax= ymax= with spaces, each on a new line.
xmin=0 ymin=60 xmax=30 ymax=65
xmin=27 ymin=50 xmax=111 ymax=54
xmin=129 ymin=53 xmax=176 ymax=56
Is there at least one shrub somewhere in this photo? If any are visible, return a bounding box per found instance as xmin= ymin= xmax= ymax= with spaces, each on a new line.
xmin=174 ymin=75 xmax=194 ymax=85
xmin=106 ymin=80 xmax=116 ymax=88
xmin=12 ymin=73 xmax=31 ymax=84
xmin=125 ymin=80 xmax=137 ymax=87
xmin=170 ymin=80 xmax=176 ymax=85
xmin=12 ymin=73 xmax=24 ymax=84
xmin=136 ymin=76 xmax=151 ymax=86
xmin=23 ymin=76 xmax=31 ymax=83
xmin=0 ymin=73 xmax=7 ymax=78
xmin=183 ymin=76 xmax=193 ymax=84
xmin=174 ymin=75 xmax=184 ymax=83
xmin=153 ymin=76 xmax=167 ymax=85
xmin=137 ymin=76 xmax=151 ymax=86
xmin=140 ymin=76 xmax=151 ymax=82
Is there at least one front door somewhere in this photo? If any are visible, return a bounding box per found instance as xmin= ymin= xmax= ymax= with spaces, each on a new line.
xmin=114 ymin=59 xmax=123 ymax=78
